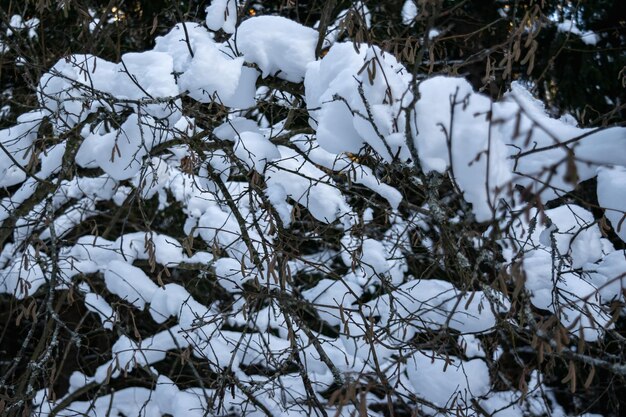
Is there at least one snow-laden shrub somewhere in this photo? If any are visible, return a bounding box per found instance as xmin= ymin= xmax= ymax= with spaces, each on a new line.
xmin=0 ymin=2 xmax=625 ymax=417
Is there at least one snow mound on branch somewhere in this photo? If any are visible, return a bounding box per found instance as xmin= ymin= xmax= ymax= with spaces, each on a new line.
xmin=38 ymin=52 xmax=185 ymax=180
xmin=84 ymin=292 xmax=116 ymax=330
xmin=77 ymin=113 xmax=170 ymax=180
xmin=597 ymin=166 xmax=626 ymax=243
xmin=401 ymin=0 xmax=418 ymax=26
xmin=154 ymin=21 xmax=259 ymax=108
xmin=104 ymin=261 xmax=158 ymax=310
xmin=413 ymin=77 xmax=626 ymax=221
xmin=539 ymin=204 xmax=604 ymax=269
xmin=265 ymin=146 xmax=350 ymax=226
xmin=40 ymin=53 xmax=180 ymax=124
xmin=205 ymin=0 xmax=237 ymax=34
xmin=155 ymin=23 xmax=259 ymax=108
xmin=0 ymin=110 xmax=46 ymax=187
xmin=306 ymin=42 xmax=413 ymax=161
xmin=293 ymin=134 xmax=403 ymax=209
xmin=406 ymin=352 xmax=490 ymax=409
xmin=557 ymin=19 xmax=599 ymax=45
xmin=413 ymin=76 xmax=513 ymax=222
xmin=177 ymin=43 xmax=245 ymax=105
xmin=153 ymin=23 xmax=214 ymax=73
xmin=236 ymin=15 xmax=318 ymax=83
xmin=233 ymin=131 xmax=280 ymax=172
xmin=583 ymin=250 xmax=626 ymax=303
xmin=371 ymin=278 xmax=508 ymax=337
xmin=524 ymin=250 xmax=612 ymax=342
xmin=507 ymin=205 xmax=615 ymax=341
xmin=497 ymin=82 xmax=626 ymax=202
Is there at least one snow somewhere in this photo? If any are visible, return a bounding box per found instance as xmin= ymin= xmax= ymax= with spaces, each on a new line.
xmin=84 ymin=292 xmax=116 ymax=330
xmin=233 ymin=131 xmax=280 ymax=172
xmin=306 ymin=42 xmax=412 ymax=161
xmin=401 ymin=0 xmax=418 ymax=25
xmin=290 ymin=135 xmax=402 ymax=210
xmin=371 ymin=278 xmax=508 ymax=337
xmin=79 ymin=113 xmax=162 ymax=180
xmin=104 ymin=260 xmax=158 ymax=310
xmin=236 ymin=16 xmax=318 ymax=83
xmin=413 ymin=76 xmax=512 ymax=221
xmin=214 ymin=257 xmax=249 ymax=292
xmin=213 ymin=116 xmax=260 ymax=141
xmin=4 ymin=9 xmax=626 ymax=417
xmin=301 ymin=278 xmax=363 ymax=328
xmin=597 ymin=166 xmax=626 ymax=243
xmin=513 ymin=205 xmax=615 ymax=341
xmin=584 ymin=250 xmax=626 ymax=303
xmin=265 ymin=146 xmax=350 ymax=225
xmin=557 ymin=19 xmax=599 ymax=45
xmin=7 ymin=14 xmax=39 ymax=39
xmin=0 ymin=245 xmax=47 ymax=299
xmin=118 ymin=51 xmax=179 ymax=105
xmin=178 ymin=43 xmax=247 ymax=106
xmin=205 ymin=0 xmax=237 ymax=34
xmin=428 ymin=28 xmax=441 ymax=39
xmin=153 ymin=23 xmax=214 ymax=73
xmin=540 ymin=204 xmax=604 ymax=269
xmin=406 ymin=351 xmax=490 ymax=409
xmin=0 ymin=110 xmax=46 ymax=187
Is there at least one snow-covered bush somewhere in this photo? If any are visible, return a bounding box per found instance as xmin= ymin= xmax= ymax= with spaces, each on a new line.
xmin=0 ymin=1 xmax=625 ymax=416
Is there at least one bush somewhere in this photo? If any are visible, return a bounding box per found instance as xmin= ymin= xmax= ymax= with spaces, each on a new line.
xmin=0 ymin=1 xmax=625 ymax=416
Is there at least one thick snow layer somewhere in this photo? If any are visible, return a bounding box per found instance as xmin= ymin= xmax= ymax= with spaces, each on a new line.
xmin=498 ymin=82 xmax=626 ymax=202
xmin=539 ymin=204 xmax=604 ymax=269
xmin=205 ymin=0 xmax=237 ymax=34
xmin=597 ymin=166 xmax=626 ymax=243
xmin=292 ymin=135 xmax=403 ymax=210
xmin=77 ymin=113 xmax=165 ymax=180
xmin=117 ymin=51 xmax=180 ymax=109
xmin=371 ymin=278 xmax=508 ymax=337
xmin=508 ymin=204 xmax=616 ymax=341
xmin=213 ymin=116 xmax=260 ymax=141
xmin=413 ymin=76 xmax=512 ymax=221
xmin=5 ymin=11 xmax=626 ymax=417
xmin=306 ymin=43 xmax=412 ymax=161
xmin=557 ymin=19 xmax=599 ymax=45
xmin=236 ymin=16 xmax=318 ymax=83
xmin=266 ymin=146 xmax=350 ymax=225
xmin=84 ymin=292 xmax=116 ymax=330
xmin=584 ymin=250 xmax=626 ymax=303
xmin=178 ymin=44 xmax=244 ymax=105
xmin=104 ymin=260 xmax=158 ymax=309
xmin=150 ymin=284 xmax=194 ymax=323
xmin=401 ymin=0 xmax=418 ymax=25
xmin=176 ymin=35 xmax=258 ymax=108
xmin=40 ymin=53 xmax=180 ymax=124
xmin=523 ymin=250 xmax=612 ymax=341
xmin=153 ymin=23 xmax=214 ymax=73
xmin=412 ymin=76 xmax=626 ymax=220
xmin=407 ymin=351 xmax=490 ymax=408
xmin=233 ymin=131 xmax=280 ymax=172
xmin=0 ymin=110 xmax=45 ymax=187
